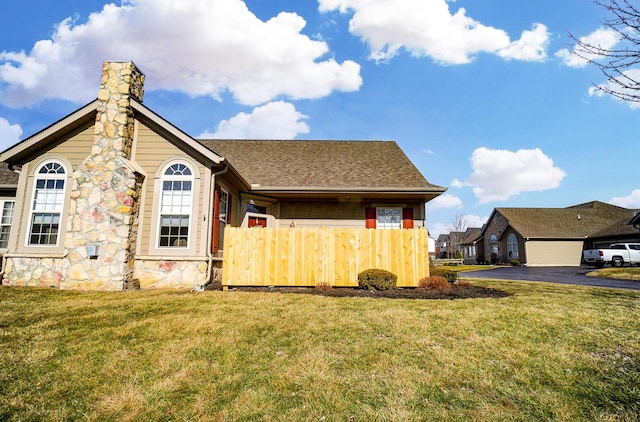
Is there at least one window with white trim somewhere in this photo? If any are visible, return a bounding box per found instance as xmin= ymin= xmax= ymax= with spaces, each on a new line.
xmin=28 ymin=162 xmax=66 ymax=246
xmin=376 ymin=207 xmax=402 ymax=229
xmin=158 ymin=163 xmax=193 ymax=248
xmin=507 ymin=233 xmax=519 ymax=259
xmin=0 ymin=200 xmax=15 ymax=248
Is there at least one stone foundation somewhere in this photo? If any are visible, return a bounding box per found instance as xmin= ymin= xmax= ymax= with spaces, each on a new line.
xmin=3 ymin=256 xmax=215 ymax=290
xmin=133 ymin=259 xmax=209 ymax=289
xmin=2 ymin=257 xmax=66 ymax=288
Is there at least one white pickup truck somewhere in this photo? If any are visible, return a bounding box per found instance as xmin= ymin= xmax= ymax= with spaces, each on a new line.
xmin=583 ymin=243 xmax=640 ymax=268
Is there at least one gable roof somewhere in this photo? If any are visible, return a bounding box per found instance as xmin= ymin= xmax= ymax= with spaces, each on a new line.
xmin=490 ymin=201 xmax=638 ymax=240
xmin=199 ymin=139 xmax=445 ymax=197
xmin=0 ymin=97 xmax=444 ymax=200
xmin=460 ymin=227 xmax=482 ymax=245
xmin=0 ymin=99 xmax=226 ymax=170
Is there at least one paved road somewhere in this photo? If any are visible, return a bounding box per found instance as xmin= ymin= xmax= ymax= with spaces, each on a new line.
xmin=461 ymin=265 xmax=640 ymax=291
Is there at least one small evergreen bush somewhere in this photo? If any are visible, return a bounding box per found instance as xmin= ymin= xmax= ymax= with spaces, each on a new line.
xmin=357 ymin=269 xmax=397 ymax=291
xmin=418 ymin=276 xmax=451 ymax=290
xmin=509 ymin=259 xmax=521 ymax=266
xmin=429 ymin=267 xmax=458 ymax=284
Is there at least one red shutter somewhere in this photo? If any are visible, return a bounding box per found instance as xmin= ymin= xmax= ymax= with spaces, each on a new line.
xmin=365 ymin=207 xmax=377 ymax=229
xmin=212 ymin=185 xmax=221 ymax=253
xmin=402 ymin=207 xmax=414 ymax=229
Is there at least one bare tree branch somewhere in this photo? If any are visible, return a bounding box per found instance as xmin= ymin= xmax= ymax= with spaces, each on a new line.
xmin=571 ymin=0 xmax=640 ymax=103
xmin=445 ymin=213 xmax=470 ymax=259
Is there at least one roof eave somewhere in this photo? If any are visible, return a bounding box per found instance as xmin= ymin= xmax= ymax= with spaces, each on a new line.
xmin=131 ymin=100 xmax=224 ymax=165
xmin=0 ymin=100 xmax=99 ymax=164
xmin=250 ymin=186 xmax=447 ymax=193
xmin=523 ymin=236 xmax=589 ymax=240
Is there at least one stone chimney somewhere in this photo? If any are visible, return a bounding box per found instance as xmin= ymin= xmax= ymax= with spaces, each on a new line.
xmin=63 ymin=62 xmax=145 ymax=290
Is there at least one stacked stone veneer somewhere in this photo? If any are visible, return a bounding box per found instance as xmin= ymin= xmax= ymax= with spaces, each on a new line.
xmin=133 ymin=259 xmax=210 ymax=289
xmin=60 ymin=62 xmax=145 ymax=290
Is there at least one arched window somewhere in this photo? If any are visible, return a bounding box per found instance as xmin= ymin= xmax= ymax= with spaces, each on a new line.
xmin=158 ymin=163 xmax=193 ymax=248
xmin=507 ymin=233 xmax=519 ymax=259
xmin=29 ymin=161 xmax=66 ymax=245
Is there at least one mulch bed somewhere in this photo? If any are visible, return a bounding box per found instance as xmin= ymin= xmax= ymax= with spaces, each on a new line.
xmin=218 ymin=284 xmax=510 ymax=300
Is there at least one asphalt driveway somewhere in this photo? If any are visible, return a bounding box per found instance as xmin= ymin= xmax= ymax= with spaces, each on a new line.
xmin=461 ymin=265 xmax=640 ymax=291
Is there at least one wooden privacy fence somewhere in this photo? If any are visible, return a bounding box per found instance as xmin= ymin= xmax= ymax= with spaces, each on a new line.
xmin=222 ymin=227 xmax=430 ymax=288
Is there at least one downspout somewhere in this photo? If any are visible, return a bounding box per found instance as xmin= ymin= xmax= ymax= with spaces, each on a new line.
xmin=205 ymin=164 xmax=229 ymax=286
xmin=1 ymin=165 xmax=22 ymax=281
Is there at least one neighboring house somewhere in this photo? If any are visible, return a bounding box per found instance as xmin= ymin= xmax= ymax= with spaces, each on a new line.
xmin=0 ymin=61 xmax=445 ymax=291
xmin=445 ymin=231 xmax=465 ymax=259
xmin=435 ymin=234 xmax=448 ymax=258
xmin=434 ymin=231 xmax=467 ymax=259
xmin=480 ymin=201 xmax=639 ymax=266
xmin=630 ymin=212 xmax=640 ymax=232
xmin=427 ymin=233 xmax=436 ymax=260
xmin=459 ymin=227 xmax=483 ymax=265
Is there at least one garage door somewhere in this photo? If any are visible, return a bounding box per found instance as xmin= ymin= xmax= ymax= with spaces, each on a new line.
xmin=525 ymin=240 xmax=583 ymax=266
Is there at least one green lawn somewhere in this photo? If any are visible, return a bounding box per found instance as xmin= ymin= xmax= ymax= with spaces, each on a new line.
xmin=587 ymin=267 xmax=640 ymax=281
xmin=1 ymin=281 xmax=639 ymax=421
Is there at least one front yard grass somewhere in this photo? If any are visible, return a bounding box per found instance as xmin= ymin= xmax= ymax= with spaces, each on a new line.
xmin=1 ymin=281 xmax=639 ymax=421
xmin=587 ymin=267 xmax=640 ymax=281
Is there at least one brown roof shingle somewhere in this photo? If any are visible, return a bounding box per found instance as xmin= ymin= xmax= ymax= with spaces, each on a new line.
xmin=0 ymin=162 xmax=18 ymax=186
xmin=496 ymin=201 xmax=638 ymax=239
xmin=198 ymin=139 xmax=444 ymax=191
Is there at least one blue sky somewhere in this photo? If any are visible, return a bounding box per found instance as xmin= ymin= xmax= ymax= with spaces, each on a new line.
xmin=1 ymin=0 xmax=639 ymax=237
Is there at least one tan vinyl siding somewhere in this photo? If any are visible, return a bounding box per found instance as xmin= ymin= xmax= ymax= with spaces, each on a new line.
xmin=277 ymin=219 xmax=366 ymax=229
xmin=277 ymin=202 xmax=423 ymax=229
xmin=12 ymin=126 xmax=94 ymax=254
xmin=133 ymin=122 xmax=207 ymax=256
xmin=279 ymin=201 xmax=365 ymax=220
xmin=524 ymin=240 xmax=584 ymax=266
xmin=47 ymin=124 xmax=95 ymax=166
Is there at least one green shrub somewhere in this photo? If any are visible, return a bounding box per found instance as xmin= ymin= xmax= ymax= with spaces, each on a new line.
xmin=429 ymin=267 xmax=458 ymax=284
xmin=357 ymin=269 xmax=397 ymax=291
xmin=418 ymin=276 xmax=451 ymax=290
xmin=509 ymin=259 xmax=521 ymax=266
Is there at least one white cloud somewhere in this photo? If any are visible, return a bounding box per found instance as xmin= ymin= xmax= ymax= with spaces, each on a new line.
xmin=427 ymin=193 xmax=462 ymax=211
xmin=464 ymin=214 xmax=489 ymax=229
xmin=0 ymin=117 xmax=23 ymax=150
xmin=609 ymin=189 xmax=640 ymax=208
xmin=0 ymin=0 xmax=362 ymax=107
xmin=457 ymin=147 xmax=566 ymax=203
xmin=318 ymin=0 xmax=549 ymax=64
xmin=497 ymin=24 xmax=549 ymax=62
xmin=429 ymin=221 xmax=449 ymax=238
xmin=199 ymin=101 xmax=309 ymax=139
xmin=555 ymin=27 xmax=619 ymax=68
xmin=428 ymin=214 xmax=488 ymax=238
xmin=451 ymin=179 xmax=464 ymax=188
xmin=588 ymin=68 xmax=640 ymax=109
